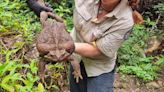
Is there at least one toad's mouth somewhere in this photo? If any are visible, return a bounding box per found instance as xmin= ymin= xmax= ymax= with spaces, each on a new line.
xmin=42 ymin=52 xmax=72 ymax=62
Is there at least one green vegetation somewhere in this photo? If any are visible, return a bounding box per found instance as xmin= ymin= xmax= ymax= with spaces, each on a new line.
xmin=0 ymin=0 xmax=67 ymax=91
xmin=118 ymin=24 xmax=164 ymax=81
xmin=118 ymin=3 xmax=164 ymax=81
xmin=0 ymin=0 xmax=163 ymax=92
xmin=0 ymin=0 xmax=40 ymax=42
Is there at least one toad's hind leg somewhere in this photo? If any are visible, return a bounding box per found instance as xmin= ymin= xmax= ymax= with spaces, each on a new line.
xmin=68 ymin=56 xmax=83 ymax=83
xmin=38 ymin=59 xmax=47 ymax=83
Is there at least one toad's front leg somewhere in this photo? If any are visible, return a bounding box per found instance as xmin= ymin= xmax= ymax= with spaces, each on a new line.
xmin=68 ymin=56 xmax=83 ymax=83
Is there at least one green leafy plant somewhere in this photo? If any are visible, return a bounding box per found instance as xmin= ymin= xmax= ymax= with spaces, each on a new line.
xmin=118 ymin=20 xmax=163 ymax=81
xmin=118 ymin=4 xmax=164 ymax=80
xmin=0 ymin=49 xmax=41 ymax=92
xmin=0 ymin=0 xmax=41 ymax=42
xmin=0 ymin=0 xmax=72 ymax=91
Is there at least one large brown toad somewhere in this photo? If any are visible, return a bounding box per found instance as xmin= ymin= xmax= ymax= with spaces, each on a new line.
xmin=36 ymin=11 xmax=82 ymax=83
xmin=27 ymin=0 xmax=82 ymax=83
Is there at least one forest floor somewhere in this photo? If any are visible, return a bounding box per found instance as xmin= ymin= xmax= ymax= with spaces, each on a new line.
xmin=114 ymin=72 xmax=164 ymax=92
xmin=61 ymin=72 xmax=164 ymax=92
xmin=59 ymin=70 xmax=164 ymax=92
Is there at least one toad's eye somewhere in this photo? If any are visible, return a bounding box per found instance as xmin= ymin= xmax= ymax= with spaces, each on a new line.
xmin=66 ymin=49 xmax=70 ymax=53
xmin=66 ymin=48 xmax=74 ymax=54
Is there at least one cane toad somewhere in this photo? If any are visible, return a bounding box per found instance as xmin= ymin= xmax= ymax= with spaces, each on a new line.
xmin=38 ymin=11 xmax=82 ymax=83
xmin=27 ymin=0 xmax=82 ymax=83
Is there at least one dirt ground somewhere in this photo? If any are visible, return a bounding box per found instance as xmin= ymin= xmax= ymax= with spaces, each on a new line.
xmin=114 ymin=73 xmax=164 ymax=92
xmin=62 ymin=72 xmax=164 ymax=92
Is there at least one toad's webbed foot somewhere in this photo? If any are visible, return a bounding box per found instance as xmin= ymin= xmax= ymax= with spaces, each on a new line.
xmin=68 ymin=56 xmax=83 ymax=83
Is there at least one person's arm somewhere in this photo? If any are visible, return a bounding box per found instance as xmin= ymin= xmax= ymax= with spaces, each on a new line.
xmin=74 ymin=28 xmax=133 ymax=59
xmin=74 ymin=43 xmax=102 ymax=58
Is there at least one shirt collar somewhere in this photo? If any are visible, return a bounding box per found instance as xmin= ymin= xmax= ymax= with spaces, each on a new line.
xmin=105 ymin=0 xmax=127 ymax=19
xmin=91 ymin=0 xmax=128 ymax=23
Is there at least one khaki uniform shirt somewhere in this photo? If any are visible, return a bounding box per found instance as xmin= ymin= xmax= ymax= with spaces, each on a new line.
xmin=71 ymin=0 xmax=134 ymax=77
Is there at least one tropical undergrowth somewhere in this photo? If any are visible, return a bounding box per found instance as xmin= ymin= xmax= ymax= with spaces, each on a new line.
xmin=0 ymin=0 xmax=72 ymax=92
xmin=117 ymin=3 xmax=164 ymax=81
